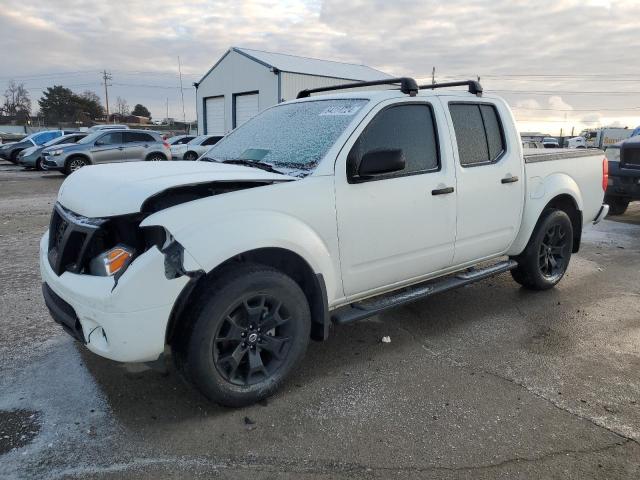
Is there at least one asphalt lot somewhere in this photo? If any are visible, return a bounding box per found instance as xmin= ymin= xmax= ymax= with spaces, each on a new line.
xmin=0 ymin=159 xmax=639 ymax=479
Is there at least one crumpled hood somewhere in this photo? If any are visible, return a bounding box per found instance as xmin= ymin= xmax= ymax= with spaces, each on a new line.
xmin=57 ymin=161 xmax=294 ymax=217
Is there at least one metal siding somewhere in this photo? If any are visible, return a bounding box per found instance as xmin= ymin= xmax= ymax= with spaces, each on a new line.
xmin=196 ymin=50 xmax=278 ymax=134
xmin=280 ymin=73 xmax=386 ymax=101
xmin=204 ymin=97 xmax=225 ymax=135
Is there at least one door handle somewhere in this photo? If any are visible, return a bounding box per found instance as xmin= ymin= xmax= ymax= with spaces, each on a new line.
xmin=501 ymin=176 xmax=519 ymax=184
xmin=431 ymin=186 xmax=455 ymax=195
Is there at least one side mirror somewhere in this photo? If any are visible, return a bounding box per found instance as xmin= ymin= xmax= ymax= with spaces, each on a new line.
xmin=357 ymin=148 xmax=405 ymax=178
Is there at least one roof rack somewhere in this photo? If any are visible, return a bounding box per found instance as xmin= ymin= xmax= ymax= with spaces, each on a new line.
xmin=419 ymin=80 xmax=483 ymax=96
xmin=296 ymin=77 xmax=419 ymax=99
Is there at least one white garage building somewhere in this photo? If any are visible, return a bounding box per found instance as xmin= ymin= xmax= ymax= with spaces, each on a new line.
xmin=195 ymin=47 xmax=392 ymax=135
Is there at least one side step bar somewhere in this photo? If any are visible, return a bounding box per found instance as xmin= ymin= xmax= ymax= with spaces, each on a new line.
xmin=331 ymin=260 xmax=518 ymax=325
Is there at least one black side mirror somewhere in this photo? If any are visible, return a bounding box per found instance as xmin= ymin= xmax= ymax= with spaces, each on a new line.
xmin=357 ymin=148 xmax=405 ymax=178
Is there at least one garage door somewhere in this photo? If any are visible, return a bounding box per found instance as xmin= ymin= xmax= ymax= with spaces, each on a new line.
xmin=205 ymin=97 xmax=224 ymax=135
xmin=234 ymin=93 xmax=259 ymax=128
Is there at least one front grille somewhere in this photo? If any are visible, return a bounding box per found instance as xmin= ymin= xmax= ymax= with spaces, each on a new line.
xmin=48 ymin=204 xmax=107 ymax=275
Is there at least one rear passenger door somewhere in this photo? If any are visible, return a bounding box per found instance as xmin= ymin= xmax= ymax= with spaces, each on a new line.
xmin=442 ymin=99 xmax=524 ymax=265
xmin=335 ymin=101 xmax=457 ymax=298
xmin=123 ymin=132 xmax=155 ymax=161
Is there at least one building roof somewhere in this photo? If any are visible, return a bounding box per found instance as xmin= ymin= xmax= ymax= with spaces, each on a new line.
xmin=199 ymin=47 xmax=392 ymax=83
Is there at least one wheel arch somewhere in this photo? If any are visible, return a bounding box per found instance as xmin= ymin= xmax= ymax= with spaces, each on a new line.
xmin=508 ymin=173 xmax=584 ymax=256
xmin=165 ymin=247 xmax=330 ymax=347
xmin=65 ymin=153 xmax=92 ymax=166
xmin=146 ymin=151 xmax=167 ymax=161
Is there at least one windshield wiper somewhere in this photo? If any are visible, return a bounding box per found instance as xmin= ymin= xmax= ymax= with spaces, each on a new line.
xmin=222 ymin=159 xmax=284 ymax=175
xmin=199 ymin=157 xmax=221 ymax=163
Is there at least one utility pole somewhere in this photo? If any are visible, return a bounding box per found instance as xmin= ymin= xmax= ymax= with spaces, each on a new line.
xmin=102 ymin=70 xmax=112 ymax=119
xmin=432 ymin=66 xmax=436 ymax=84
xmin=166 ymin=97 xmax=169 ymax=124
xmin=178 ymin=56 xmax=187 ymax=133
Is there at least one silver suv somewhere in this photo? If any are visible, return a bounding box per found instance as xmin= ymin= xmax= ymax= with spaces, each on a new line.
xmin=41 ymin=129 xmax=171 ymax=175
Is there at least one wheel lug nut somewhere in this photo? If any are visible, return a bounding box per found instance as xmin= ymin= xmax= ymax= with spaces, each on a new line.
xmin=241 ymin=332 xmax=246 ymax=337
xmin=257 ymin=328 xmax=261 ymax=332
xmin=241 ymin=342 xmax=246 ymax=347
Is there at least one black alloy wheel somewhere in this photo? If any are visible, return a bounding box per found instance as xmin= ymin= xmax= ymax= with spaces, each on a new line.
xmin=213 ymin=294 xmax=294 ymax=386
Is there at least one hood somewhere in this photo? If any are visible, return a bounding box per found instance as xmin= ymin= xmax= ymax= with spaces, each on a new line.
xmin=57 ymin=161 xmax=294 ymax=217
xmin=44 ymin=142 xmax=84 ymax=154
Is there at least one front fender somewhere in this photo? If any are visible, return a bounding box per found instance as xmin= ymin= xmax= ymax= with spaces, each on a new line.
xmin=508 ymin=172 xmax=583 ymax=256
xmin=142 ymin=208 xmax=341 ymax=304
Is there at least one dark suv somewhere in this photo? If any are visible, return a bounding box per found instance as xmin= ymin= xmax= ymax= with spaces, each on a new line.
xmin=605 ymin=135 xmax=640 ymax=215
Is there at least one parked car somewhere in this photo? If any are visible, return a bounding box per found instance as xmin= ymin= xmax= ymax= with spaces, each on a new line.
xmin=40 ymin=78 xmax=607 ymax=407
xmin=88 ymin=124 xmax=130 ymax=132
xmin=542 ymin=137 xmax=560 ymax=148
xmin=604 ymin=134 xmax=640 ymax=215
xmin=18 ymin=132 xmax=88 ymax=170
xmin=166 ymin=134 xmax=196 ymax=147
xmin=522 ymin=141 xmax=545 ymax=149
xmin=0 ymin=130 xmax=72 ymax=163
xmin=41 ymin=129 xmax=171 ymax=175
xmin=171 ymin=134 xmax=224 ymax=160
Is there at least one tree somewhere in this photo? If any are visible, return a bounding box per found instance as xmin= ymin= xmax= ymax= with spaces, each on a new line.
xmin=3 ymin=80 xmax=31 ymax=121
xmin=78 ymin=90 xmax=105 ymax=120
xmin=131 ymin=103 xmax=150 ymax=118
xmin=115 ymin=96 xmax=129 ymax=116
xmin=38 ymin=85 xmax=104 ymax=123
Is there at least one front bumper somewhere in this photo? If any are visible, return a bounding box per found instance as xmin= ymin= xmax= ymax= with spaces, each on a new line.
xmin=18 ymin=154 xmax=39 ymax=168
xmin=42 ymin=155 xmax=65 ymax=170
xmin=593 ymin=204 xmax=609 ymax=225
xmin=40 ymin=232 xmax=191 ymax=362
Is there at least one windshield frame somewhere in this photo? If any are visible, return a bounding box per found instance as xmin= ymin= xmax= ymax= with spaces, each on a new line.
xmin=201 ymin=97 xmax=370 ymax=177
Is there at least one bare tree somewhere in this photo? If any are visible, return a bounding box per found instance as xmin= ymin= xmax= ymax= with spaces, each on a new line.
xmin=115 ymin=96 xmax=129 ymax=116
xmin=3 ymin=80 xmax=31 ymax=118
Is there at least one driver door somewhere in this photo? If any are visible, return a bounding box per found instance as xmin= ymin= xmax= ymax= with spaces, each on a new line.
xmin=335 ymin=101 xmax=457 ymax=299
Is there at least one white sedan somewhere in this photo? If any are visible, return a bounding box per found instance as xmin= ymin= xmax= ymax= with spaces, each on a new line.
xmin=171 ymin=135 xmax=224 ymax=160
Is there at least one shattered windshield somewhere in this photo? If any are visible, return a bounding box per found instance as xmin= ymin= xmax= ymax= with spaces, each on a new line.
xmin=202 ymin=99 xmax=368 ymax=176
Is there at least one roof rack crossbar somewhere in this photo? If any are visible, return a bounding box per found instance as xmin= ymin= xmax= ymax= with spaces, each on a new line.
xmin=418 ymin=80 xmax=483 ymax=96
xmin=296 ymin=77 xmax=419 ymax=99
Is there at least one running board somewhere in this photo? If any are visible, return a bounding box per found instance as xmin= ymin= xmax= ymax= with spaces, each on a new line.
xmin=331 ymin=260 xmax=518 ymax=325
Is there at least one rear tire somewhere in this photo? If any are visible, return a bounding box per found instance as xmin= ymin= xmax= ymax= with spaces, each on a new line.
xmin=9 ymin=150 xmax=21 ymax=164
xmin=183 ymin=151 xmax=198 ymax=161
xmin=511 ymin=209 xmax=573 ymax=290
xmin=605 ymin=195 xmax=629 ymax=216
xmin=174 ymin=264 xmax=311 ymax=407
xmin=35 ymin=158 xmax=43 ymax=171
xmin=146 ymin=153 xmax=166 ymax=162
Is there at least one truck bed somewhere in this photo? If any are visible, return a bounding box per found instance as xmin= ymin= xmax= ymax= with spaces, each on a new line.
xmin=523 ymin=148 xmax=604 ymax=163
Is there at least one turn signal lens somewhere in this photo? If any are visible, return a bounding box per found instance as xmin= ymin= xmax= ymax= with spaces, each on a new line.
xmin=90 ymin=245 xmax=134 ymax=276
xmin=602 ymin=157 xmax=608 ymax=192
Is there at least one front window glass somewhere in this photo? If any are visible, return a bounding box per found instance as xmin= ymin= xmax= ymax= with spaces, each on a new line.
xmin=204 ymin=99 xmax=368 ymax=176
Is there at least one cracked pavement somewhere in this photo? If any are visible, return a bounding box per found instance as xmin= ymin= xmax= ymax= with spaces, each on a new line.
xmin=0 ymin=160 xmax=639 ymax=479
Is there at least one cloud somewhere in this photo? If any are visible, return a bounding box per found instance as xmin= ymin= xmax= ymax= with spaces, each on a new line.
xmin=0 ymin=0 xmax=639 ymax=131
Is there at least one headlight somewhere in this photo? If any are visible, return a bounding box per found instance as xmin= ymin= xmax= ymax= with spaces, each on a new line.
xmin=89 ymin=245 xmax=134 ymax=276
xmin=51 ymin=149 xmax=64 ymax=156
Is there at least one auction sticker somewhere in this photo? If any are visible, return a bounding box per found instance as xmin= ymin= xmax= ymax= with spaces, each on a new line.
xmin=319 ymin=104 xmax=362 ymax=116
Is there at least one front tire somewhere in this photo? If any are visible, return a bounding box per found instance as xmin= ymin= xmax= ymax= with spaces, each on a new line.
xmin=605 ymin=195 xmax=629 ymax=216
xmin=183 ymin=151 xmax=198 ymax=161
xmin=175 ymin=264 xmax=311 ymax=407
xmin=146 ymin=153 xmax=166 ymax=162
xmin=511 ymin=209 xmax=573 ymax=290
xmin=64 ymin=156 xmax=88 ymax=175
xmin=35 ymin=158 xmax=43 ymax=171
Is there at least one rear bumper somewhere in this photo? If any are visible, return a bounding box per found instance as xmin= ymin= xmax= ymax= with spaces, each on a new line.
xmin=607 ymin=161 xmax=640 ymax=200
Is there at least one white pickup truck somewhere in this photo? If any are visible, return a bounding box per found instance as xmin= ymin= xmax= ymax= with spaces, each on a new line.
xmin=40 ymin=78 xmax=609 ymax=407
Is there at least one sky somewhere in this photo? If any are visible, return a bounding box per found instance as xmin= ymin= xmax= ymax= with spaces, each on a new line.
xmin=1 ymin=0 xmax=639 ymax=135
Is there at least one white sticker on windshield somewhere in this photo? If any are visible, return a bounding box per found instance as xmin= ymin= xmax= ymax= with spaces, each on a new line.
xmin=319 ymin=104 xmax=362 ymax=116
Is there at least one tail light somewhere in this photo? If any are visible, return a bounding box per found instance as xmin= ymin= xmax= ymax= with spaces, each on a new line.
xmin=163 ymin=141 xmax=170 ymax=149
xmin=602 ymin=157 xmax=608 ymax=192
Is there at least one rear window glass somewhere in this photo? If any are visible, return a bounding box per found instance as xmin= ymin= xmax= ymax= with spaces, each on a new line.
xmin=449 ymin=103 xmax=505 ymax=166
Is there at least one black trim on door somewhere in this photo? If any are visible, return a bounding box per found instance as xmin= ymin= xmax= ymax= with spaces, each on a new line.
xmin=347 ymin=101 xmax=442 ymax=184
xmin=448 ymin=101 xmax=507 ymax=168
xmin=232 ymin=90 xmax=259 ymax=129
